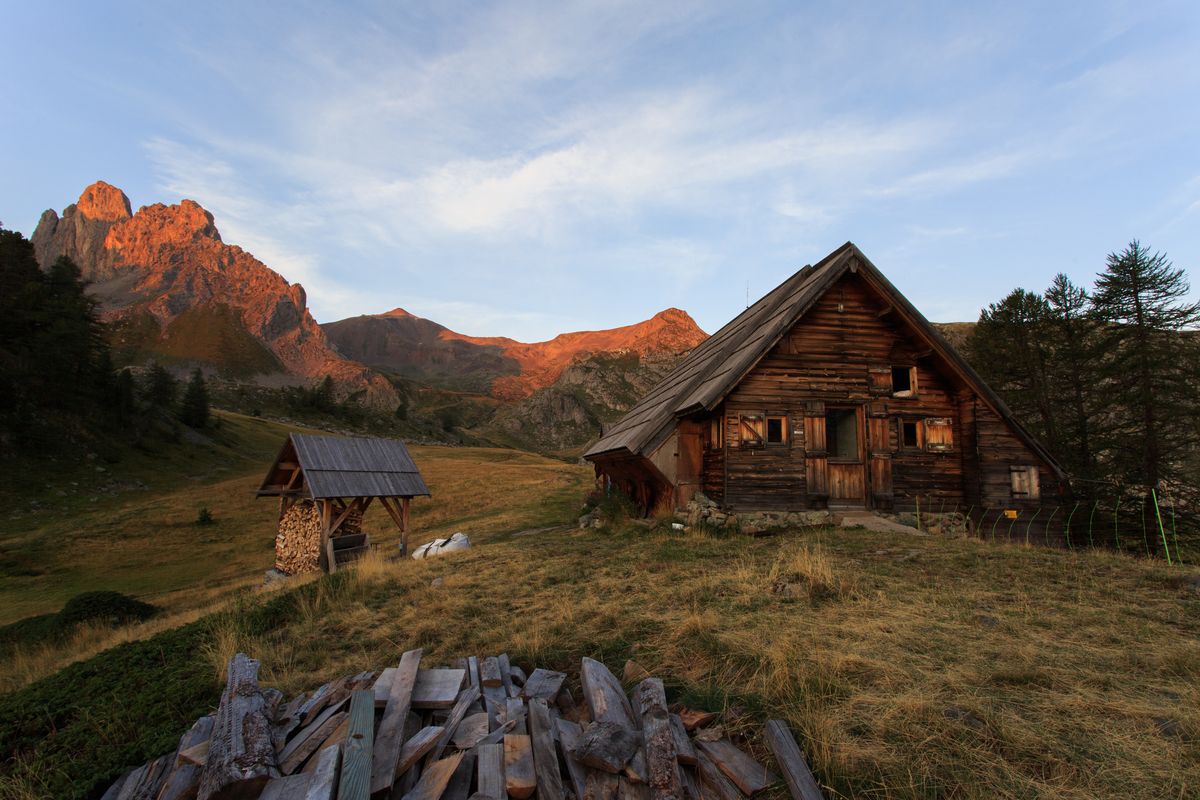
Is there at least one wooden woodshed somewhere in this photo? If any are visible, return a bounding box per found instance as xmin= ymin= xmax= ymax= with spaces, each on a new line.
xmin=258 ymin=433 xmax=430 ymax=573
xmin=584 ymin=242 xmax=1065 ymax=515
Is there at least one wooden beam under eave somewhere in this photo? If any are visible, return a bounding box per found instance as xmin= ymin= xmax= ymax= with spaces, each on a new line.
xmin=876 ymin=305 xmax=895 ymax=318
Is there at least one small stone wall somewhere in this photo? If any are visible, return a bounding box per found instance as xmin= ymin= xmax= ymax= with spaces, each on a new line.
xmin=682 ymin=493 xmax=832 ymax=533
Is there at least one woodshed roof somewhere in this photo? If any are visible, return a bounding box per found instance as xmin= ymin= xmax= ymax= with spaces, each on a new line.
xmin=257 ymin=433 xmax=430 ymax=499
xmin=584 ymin=242 xmax=1064 ymax=478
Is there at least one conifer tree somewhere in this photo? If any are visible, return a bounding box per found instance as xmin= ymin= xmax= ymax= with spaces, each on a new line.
xmin=179 ymin=368 xmax=210 ymax=428
xmin=1090 ymin=241 xmax=1200 ymax=490
xmin=144 ymin=363 xmax=178 ymax=408
xmin=1044 ymin=274 xmax=1102 ymax=492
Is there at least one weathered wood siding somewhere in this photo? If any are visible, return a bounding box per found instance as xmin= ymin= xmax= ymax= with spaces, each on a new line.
xmin=706 ymin=271 xmax=1049 ymax=512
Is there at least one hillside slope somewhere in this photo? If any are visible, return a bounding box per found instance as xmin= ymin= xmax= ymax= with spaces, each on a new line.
xmin=31 ymin=182 xmax=395 ymax=404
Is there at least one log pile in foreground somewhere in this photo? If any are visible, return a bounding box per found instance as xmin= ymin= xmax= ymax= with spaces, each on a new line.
xmin=102 ymin=651 xmax=825 ymax=800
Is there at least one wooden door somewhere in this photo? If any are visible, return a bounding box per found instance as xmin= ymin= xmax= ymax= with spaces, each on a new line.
xmin=675 ymin=421 xmax=703 ymax=508
xmin=803 ymin=402 xmax=828 ymax=505
xmin=826 ymin=405 xmax=866 ymax=506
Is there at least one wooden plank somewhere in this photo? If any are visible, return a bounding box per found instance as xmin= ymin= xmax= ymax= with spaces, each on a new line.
xmin=428 ymin=684 xmax=482 ymax=762
xmin=397 ymin=726 xmax=444 ymax=777
xmin=402 ymin=753 xmax=464 ymax=800
xmin=554 ymin=718 xmax=589 ymax=800
xmin=198 ymin=654 xmax=279 ymax=800
xmin=414 ymin=669 xmax=467 ymax=710
xmin=340 ymin=689 xmax=377 ymax=800
xmin=509 ymin=665 xmax=528 ymax=688
xmin=497 ymin=654 xmax=515 ymax=699
xmin=452 ymin=713 xmax=490 ymax=750
xmin=634 ymin=679 xmax=682 ymax=800
xmin=580 ymin=659 xmax=637 ymax=728
xmin=303 ymin=718 xmax=350 ymax=774
xmin=669 ymin=716 xmax=697 ymax=766
xmin=763 ymin=720 xmax=824 ymax=800
xmin=281 ymin=711 xmax=348 ymax=775
xmin=480 ymin=657 xmax=502 ymax=687
xmin=528 ymin=699 xmax=565 ymax=800
xmin=693 ymin=752 xmax=740 ymax=800
xmin=442 ymin=752 xmax=476 ymax=800
xmin=482 ymin=682 xmax=507 ymax=732
xmin=503 ymin=734 xmax=536 ymax=799
xmin=620 ymin=776 xmax=651 ymax=800
xmin=375 ymin=668 xmax=398 ymax=708
xmin=372 ymin=649 xmax=424 ymax=797
xmin=694 ymin=741 xmax=778 ymax=797
xmin=177 ymin=740 xmax=209 ymax=767
xmin=278 ymin=699 xmax=350 ymax=770
xmin=304 ymin=745 xmax=342 ymax=800
xmin=522 ymin=668 xmax=567 ymax=702
xmin=261 ymin=773 xmax=312 ymax=799
xmin=505 ymin=697 xmax=528 ymax=734
xmin=476 ymin=742 xmax=505 ymax=800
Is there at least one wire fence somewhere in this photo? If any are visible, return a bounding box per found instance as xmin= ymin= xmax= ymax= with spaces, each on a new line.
xmin=897 ymin=491 xmax=1195 ymax=565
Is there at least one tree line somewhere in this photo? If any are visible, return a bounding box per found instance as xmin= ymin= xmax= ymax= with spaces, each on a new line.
xmin=967 ymin=240 xmax=1200 ymax=502
xmin=0 ymin=227 xmax=210 ymax=454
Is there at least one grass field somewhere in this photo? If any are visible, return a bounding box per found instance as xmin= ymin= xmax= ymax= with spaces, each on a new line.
xmin=1 ymin=413 xmax=1197 ymax=799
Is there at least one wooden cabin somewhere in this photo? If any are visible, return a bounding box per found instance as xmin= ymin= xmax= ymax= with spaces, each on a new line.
xmin=584 ymin=243 xmax=1065 ymax=515
xmin=258 ymin=433 xmax=430 ymax=573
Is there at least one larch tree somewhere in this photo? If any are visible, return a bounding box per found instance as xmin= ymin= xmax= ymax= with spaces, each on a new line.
xmin=1090 ymin=240 xmax=1200 ymax=491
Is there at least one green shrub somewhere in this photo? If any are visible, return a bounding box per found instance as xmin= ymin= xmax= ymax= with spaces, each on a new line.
xmin=58 ymin=591 xmax=158 ymax=629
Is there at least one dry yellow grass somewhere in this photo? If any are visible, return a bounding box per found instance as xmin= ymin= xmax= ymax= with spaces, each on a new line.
xmin=230 ymin=523 xmax=1199 ymax=800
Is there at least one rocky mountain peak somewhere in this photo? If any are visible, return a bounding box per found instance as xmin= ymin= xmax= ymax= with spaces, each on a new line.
xmin=75 ymin=180 xmax=132 ymax=222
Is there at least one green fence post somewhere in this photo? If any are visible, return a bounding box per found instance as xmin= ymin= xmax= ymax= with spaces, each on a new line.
xmin=1152 ymin=489 xmax=1172 ymax=566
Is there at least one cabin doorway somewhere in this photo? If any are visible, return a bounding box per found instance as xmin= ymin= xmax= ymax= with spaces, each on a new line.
xmin=825 ymin=405 xmax=866 ymax=507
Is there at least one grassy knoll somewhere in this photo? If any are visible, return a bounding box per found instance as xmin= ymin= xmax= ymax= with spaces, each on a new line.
xmin=4 ymin=516 xmax=1197 ymax=799
xmin=0 ymin=410 xmax=591 ymax=690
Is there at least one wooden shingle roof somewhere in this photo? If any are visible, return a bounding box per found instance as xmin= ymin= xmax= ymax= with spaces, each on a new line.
xmin=258 ymin=433 xmax=430 ymax=499
xmin=584 ymin=242 xmax=1064 ymax=478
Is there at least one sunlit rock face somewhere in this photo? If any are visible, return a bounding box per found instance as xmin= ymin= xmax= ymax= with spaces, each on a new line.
xmin=32 ymin=182 xmax=396 ymax=405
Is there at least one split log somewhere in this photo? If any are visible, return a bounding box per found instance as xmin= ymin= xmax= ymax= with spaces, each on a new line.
xmin=281 ymin=711 xmax=348 ymax=775
xmin=763 ymin=720 xmax=824 ymax=800
xmin=503 ymin=734 xmax=536 ymax=799
xmin=497 ymin=654 xmax=515 ymax=698
xmin=396 ymin=727 xmax=444 ymax=776
xmin=198 ymin=654 xmax=280 ymax=800
xmin=442 ymin=752 xmax=476 ymax=800
xmin=509 ymin=665 xmax=528 ymax=687
xmin=554 ymin=718 xmax=589 ymax=800
xmin=570 ymin=721 xmax=639 ymax=773
xmin=427 ymin=684 xmax=482 ymax=762
xmin=694 ymin=741 xmax=778 ymax=797
xmin=522 ymin=668 xmax=567 ymax=702
xmin=480 ymin=657 xmax=502 ymax=687
xmin=402 ymin=753 xmax=464 ymax=800
xmin=476 ymin=742 xmax=505 ymax=800
xmin=121 ymin=753 xmax=173 ymax=800
xmin=303 ymin=745 xmax=341 ymax=800
xmin=260 ymin=774 xmax=312 ymax=799
xmin=158 ymin=715 xmax=216 ymax=800
xmin=634 ymin=679 xmax=682 ymax=800
xmin=505 ymin=697 xmax=528 ymax=734
xmin=580 ymin=659 xmax=637 ymax=728
xmin=528 ymin=699 xmax=565 ymax=800
xmin=693 ymin=752 xmax=740 ymax=800
xmin=676 ymin=709 xmax=717 ymax=732
xmin=371 ymin=649 xmax=423 ymax=797
xmin=339 ymin=690 xmax=376 ymax=800
xmin=669 ymin=716 xmax=697 ymax=766
xmin=584 ymin=771 xmax=620 ymax=800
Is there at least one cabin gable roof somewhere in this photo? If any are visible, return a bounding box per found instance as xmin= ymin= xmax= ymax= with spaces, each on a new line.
xmin=584 ymin=242 xmax=1064 ymax=479
xmin=257 ymin=433 xmax=431 ymax=499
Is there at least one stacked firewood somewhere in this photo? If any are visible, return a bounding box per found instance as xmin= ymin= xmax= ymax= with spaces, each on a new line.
xmin=101 ymin=652 xmax=825 ymax=800
xmin=275 ymin=502 xmax=322 ymax=575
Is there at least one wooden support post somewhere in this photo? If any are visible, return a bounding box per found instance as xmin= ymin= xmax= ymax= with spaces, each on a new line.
xmin=401 ymin=497 xmax=411 ymax=557
xmin=320 ymin=499 xmax=334 ymax=574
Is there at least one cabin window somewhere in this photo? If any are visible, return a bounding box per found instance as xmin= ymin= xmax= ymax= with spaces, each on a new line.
xmin=900 ymin=419 xmax=923 ymax=449
xmin=765 ymin=415 xmax=787 ymax=445
xmin=925 ymin=418 xmax=954 ymax=451
xmin=1010 ymin=466 xmax=1040 ymax=499
xmin=891 ymin=366 xmax=916 ymax=397
xmin=825 ymin=409 xmax=859 ymax=459
xmin=738 ymin=415 xmax=764 ymax=446
xmin=709 ymin=417 xmax=724 ymax=449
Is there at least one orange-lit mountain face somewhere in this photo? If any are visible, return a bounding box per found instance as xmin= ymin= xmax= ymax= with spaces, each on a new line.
xmin=324 ymin=306 xmax=708 ymax=400
xmin=31 ymin=182 xmax=396 ymax=405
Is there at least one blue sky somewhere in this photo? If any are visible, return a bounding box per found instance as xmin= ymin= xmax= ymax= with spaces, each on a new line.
xmin=2 ymin=1 xmax=1198 ymax=340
